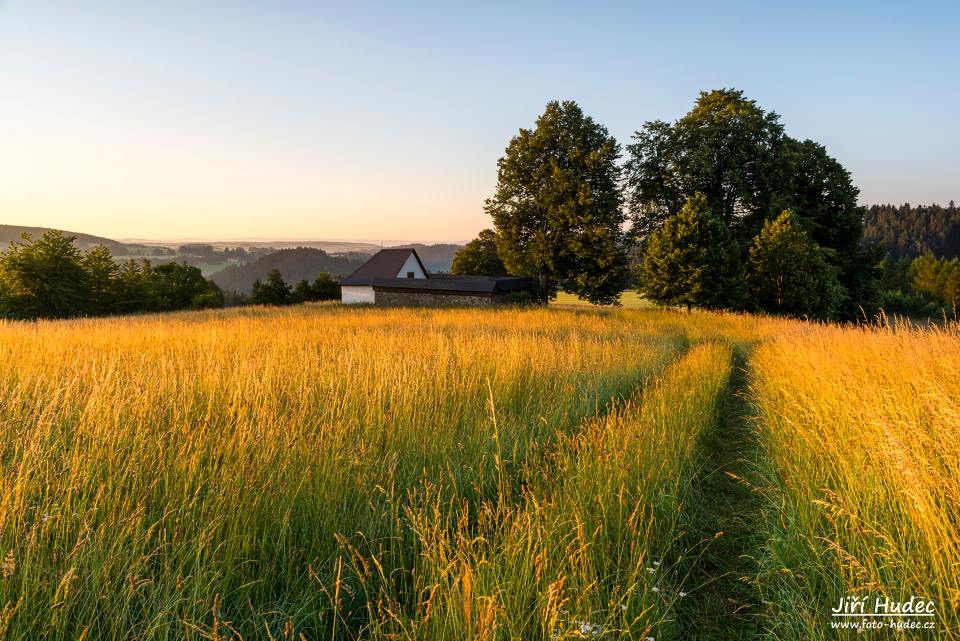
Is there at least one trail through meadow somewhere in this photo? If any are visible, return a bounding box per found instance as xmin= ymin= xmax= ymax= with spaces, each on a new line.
xmin=672 ymin=348 xmax=767 ymax=640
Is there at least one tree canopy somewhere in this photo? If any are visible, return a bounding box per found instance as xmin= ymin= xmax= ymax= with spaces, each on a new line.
xmin=0 ymin=230 xmax=89 ymax=319
xmin=293 ymin=273 xmax=340 ymax=303
xmin=626 ymin=88 xmax=877 ymax=319
xmin=450 ymin=229 xmax=506 ymax=276
xmin=485 ymin=100 xmax=628 ymax=305
xmin=250 ymin=269 xmax=293 ymax=306
xmin=625 ymin=89 xmax=784 ymax=235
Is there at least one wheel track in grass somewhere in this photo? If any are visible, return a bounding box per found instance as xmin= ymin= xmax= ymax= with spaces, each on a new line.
xmin=673 ymin=347 xmax=767 ymax=640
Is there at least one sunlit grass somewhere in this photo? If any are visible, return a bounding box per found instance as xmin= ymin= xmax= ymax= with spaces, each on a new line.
xmin=0 ymin=303 xmax=955 ymax=640
xmin=0 ymin=304 xmax=735 ymax=639
xmin=751 ymin=319 xmax=960 ymax=639
xmin=552 ymin=290 xmax=653 ymax=309
xmin=360 ymin=342 xmax=734 ymax=640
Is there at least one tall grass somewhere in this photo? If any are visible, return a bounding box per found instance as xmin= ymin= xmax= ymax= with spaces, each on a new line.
xmin=751 ymin=320 xmax=960 ymax=639
xmin=357 ymin=341 xmax=734 ymax=640
xmin=4 ymin=302 xmax=955 ymax=639
xmin=0 ymin=305 xmax=697 ymax=639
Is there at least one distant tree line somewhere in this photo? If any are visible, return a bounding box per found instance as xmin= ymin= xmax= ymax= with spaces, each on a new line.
xmin=212 ymin=247 xmax=364 ymax=294
xmin=0 ymin=231 xmax=224 ymax=320
xmin=0 ymin=231 xmax=341 ymax=320
xmin=248 ymin=269 xmax=340 ymax=306
xmin=469 ymin=89 xmax=879 ymax=320
xmin=863 ymin=202 xmax=960 ymax=259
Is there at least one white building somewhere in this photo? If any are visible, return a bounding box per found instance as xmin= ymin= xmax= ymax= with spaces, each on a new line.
xmin=340 ymin=248 xmax=429 ymax=304
xmin=340 ymin=247 xmax=532 ymax=305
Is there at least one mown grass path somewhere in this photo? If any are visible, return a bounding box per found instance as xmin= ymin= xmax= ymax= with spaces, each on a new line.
xmin=674 ymin=349 xmax=767 ymax=640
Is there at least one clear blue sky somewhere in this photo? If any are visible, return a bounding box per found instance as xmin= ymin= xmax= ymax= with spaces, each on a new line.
xmin=0 ymin=1 xmax=957 ymax=242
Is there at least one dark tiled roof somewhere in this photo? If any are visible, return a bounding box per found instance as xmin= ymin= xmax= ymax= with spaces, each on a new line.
xmin=340 ymin=248 xmax=429 ymax=285
xmin=371 ymin=276 xmax=532 ymax=294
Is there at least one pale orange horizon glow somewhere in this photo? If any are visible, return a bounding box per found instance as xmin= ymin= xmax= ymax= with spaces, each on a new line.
xmin=0 ymin=112 xmax=492 ymax=242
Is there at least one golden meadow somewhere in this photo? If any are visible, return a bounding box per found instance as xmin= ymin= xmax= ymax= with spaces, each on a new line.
xmin=0 ymin=305 xmax=956 ymax=639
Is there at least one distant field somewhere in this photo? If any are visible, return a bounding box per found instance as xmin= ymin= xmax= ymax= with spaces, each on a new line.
xmin=553 ymin=290 xmax=652 ymax=308
xmin=0 ymin=305 xmax=956 ymax=639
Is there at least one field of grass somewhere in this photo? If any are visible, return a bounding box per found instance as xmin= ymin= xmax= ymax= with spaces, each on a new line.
xmin=0 ymin=304 xmax=956 ymax=639
xmin=552 ymin=291 xmax=652 ymax=309
xmin=751 ymin=321 xmax=960 ymax=639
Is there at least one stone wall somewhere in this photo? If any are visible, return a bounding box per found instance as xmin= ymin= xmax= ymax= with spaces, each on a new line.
xmin=374 ymin=289 xmax=511 ymax=306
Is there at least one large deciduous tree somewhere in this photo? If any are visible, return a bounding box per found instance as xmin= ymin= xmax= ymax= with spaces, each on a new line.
xmin=485 ymin=100 xmax=628 ymax=305
xmin=450 ymin=229 xmax=506 ymax=276
xmin=625 ymin=89 xmax=784 ymax=236
xmin=638 ymin=194 xmax=742 ymax=311
xmin=625 ymin=89 xmax=878 ymax=320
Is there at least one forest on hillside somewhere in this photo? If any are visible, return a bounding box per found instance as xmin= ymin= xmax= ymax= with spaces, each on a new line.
xmin=212 ymin=248 xmax=366 ymax=294
xmin=863 ymin=202 xmax=960 ymax=259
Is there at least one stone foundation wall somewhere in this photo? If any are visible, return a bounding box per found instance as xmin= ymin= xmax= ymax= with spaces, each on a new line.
xmin=374 ymin=289 xmax=511 ymax=306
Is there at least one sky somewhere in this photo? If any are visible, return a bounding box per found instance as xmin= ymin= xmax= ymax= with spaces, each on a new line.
xmin=0 ymin=1 xmax=957 ymax=243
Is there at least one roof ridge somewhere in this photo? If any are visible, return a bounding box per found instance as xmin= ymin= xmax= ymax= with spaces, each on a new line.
xmin=340 ymin=247 xmax=428 ymax=284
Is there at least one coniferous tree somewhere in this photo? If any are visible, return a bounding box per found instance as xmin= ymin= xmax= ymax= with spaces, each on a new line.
xmin=81 ymin=245 xmax=121 ymax=315
xmin=745 ymin=211 xmax=843 ymax=319
xmin=116 ymin=259 xmax=157 ymax=313
xmin=863 ymin=202 xmax=960 ymax=259
xmin=638 ymin=194 xmax=742 ymax=311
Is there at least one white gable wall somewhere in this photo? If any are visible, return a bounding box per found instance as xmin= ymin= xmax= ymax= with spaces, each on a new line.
xmin=341 ymin=285 xmax=375 ymax=304
xmin=395 ymin=253 xmax=427 ymax=279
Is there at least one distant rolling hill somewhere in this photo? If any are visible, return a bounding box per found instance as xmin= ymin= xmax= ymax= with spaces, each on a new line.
xmin=212 ymin=248 xmax=368 ymax=294
xmin=119 ymin=238 xmax=386 ymax=254
xmin=1 ymin=224 xmax=463 ymax=281
xmin=1 ymin=224 xmax=130 ymax=252
xmin=405 ymin=243 xmax=461 ymax=273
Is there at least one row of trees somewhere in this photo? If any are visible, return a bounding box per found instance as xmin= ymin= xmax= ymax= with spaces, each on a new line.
xmin=212 ymin=247 xmax=364 ymax=294
xmin=640 ymin=199 xmax=845 ymax=319
xmin=476 ymin=89 xmax=879 ymax=319
xmin=0 ymin=232 xmax=342 ymax=320
xmin=249 ymin=269 xmax=340 ymax=306
xmin=0 ymin=231 xmax=224 ymax=320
